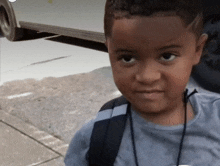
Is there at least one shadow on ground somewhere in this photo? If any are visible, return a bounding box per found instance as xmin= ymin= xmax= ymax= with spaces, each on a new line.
xmin=46 ymin=35 xmax=108 ymax=53
xmin=21 ymin=30 xmax=56 ymax=41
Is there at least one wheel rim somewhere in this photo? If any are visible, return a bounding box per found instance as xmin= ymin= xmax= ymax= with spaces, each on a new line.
xmin=0 ymin=7 xmax=11 ymax=36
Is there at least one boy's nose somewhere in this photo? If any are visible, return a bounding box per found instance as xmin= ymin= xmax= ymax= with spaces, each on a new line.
xmin=135 ymin=64 xmax=161 ymax=84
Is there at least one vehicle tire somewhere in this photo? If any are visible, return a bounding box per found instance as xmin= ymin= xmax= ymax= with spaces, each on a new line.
xmin=0 ymin=1 xmax=23 ymax=41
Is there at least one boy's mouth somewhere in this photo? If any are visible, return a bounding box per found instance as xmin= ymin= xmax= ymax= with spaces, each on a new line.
xmin=135 ymin=90 xmax=164 ymax=100
xmin=137 ymin=89 xmax=163 ymax=93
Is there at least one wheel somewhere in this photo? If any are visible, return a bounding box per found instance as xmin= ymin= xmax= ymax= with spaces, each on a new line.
xmin=0 ymin=2 xmax=23 ymax=41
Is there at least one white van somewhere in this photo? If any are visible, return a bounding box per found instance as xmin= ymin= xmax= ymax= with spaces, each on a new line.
xmin=0 ymin=0 xmax=105 ymax=43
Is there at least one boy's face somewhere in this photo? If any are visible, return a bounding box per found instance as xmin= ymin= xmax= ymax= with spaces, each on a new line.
xmin=105 ymin=15 xmax=208 ymax=117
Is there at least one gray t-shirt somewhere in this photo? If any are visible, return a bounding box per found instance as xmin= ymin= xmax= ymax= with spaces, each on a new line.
xmin=64 ymin=89 xmax=220 ymax=166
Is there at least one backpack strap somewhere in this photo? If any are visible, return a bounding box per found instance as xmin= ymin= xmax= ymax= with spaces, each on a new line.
xmin=87 ymin=96 xmax=129 ymax=166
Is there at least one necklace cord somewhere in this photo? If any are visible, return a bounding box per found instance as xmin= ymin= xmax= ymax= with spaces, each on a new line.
xmin=176 ymin=89 xmax=198 ymax=166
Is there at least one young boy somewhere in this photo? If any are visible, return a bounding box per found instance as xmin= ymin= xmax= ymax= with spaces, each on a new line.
xmin=65 ymin=0 xmax=220 ymax=165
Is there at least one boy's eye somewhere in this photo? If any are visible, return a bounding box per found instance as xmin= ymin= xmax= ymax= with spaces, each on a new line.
xmin=160 ymin=53 xmax=176 ymax=62
xmin=120 ymin=55 xmax=136 ymax=63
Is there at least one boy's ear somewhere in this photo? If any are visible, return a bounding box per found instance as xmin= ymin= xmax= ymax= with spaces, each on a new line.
xmin=194 ymin=33 xmax=208 ymax=64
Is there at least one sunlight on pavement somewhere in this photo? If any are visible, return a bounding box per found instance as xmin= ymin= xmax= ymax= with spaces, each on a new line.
xmin=7 ymin=92 xmax=33 ymax=99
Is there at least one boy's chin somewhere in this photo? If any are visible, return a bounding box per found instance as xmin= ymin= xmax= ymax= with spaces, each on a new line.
xmin=131 ymin=102 xmax=167 ymax=115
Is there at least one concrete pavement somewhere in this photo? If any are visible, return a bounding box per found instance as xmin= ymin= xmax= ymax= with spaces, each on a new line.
xmin=0 ymin=109 xmax=68 ymax=166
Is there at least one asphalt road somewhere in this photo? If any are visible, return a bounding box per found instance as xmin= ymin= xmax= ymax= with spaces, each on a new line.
xmin=0 ymin=33 xmax=121 ymax=143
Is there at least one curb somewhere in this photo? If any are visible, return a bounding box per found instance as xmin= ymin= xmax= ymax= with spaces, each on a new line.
xmin=0 ymin=110 xmax=69 ymax=157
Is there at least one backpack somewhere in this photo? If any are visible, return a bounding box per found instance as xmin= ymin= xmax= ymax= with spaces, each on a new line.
xmin=87 ymin=95 xmax=129 ymax=166
xmin=191 ymin=13 xmax=220 ymax=93
xmin=190 ymin=0 xmax=220 ymax=93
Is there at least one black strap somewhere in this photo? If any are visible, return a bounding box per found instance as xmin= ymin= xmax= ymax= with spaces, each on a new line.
xmin=88 ymin=97 xmax=129 ymax=166
xmin=127 ymin=102 xmax=139 ymax=166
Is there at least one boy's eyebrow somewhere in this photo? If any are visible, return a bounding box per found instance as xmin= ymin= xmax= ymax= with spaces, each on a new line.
xmin=157 ymin=44 xmax=183 ymax=51
xmin=114 ymin=45 xmax=182 ymax=53
xmin=115 ymin=49 xmax=137 ymax=53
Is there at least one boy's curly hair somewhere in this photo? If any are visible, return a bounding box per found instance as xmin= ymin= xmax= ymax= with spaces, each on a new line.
xmin=104 ymin=0 xmax=204 ymax=41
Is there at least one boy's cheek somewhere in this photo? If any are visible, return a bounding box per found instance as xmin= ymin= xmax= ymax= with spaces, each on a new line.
xmin=112 ymin=73 xmax=130 ymax=91
xmin=166 ymin=77 xmax=189 ymax=97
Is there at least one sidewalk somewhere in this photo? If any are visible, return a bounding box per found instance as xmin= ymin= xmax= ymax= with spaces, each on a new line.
xmin=0 ymin=110 xmax=68 ymax=166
